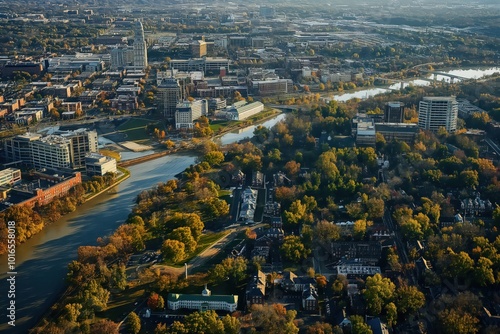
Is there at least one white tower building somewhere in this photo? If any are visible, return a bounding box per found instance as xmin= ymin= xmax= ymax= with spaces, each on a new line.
xmin=133 ymin=21 xmax=148 ymax=70
xmin=418 ymin=96 xmax=458 ymax=133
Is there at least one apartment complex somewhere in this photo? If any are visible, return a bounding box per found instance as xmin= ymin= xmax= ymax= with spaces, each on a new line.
xmin=418 ymin=96 xmax=458 ymax=132
xmin=4 ymin=130 xmax=98 ymax=169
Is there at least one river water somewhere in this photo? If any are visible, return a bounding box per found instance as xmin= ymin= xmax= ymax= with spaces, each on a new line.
xmin=332 ymin=67 xmax=500 ymax=102
xmin=0 ymin=114 xmax=287 ymax=333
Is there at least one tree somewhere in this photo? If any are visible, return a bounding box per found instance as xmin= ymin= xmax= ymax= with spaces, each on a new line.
xmin=443 ymin=251 xmax=474 ymax=279
xmin=385 ymin=302 xmax=397 ymax=327
xmin=110 ymin=264 xmax=127 ymax=291
xmin=363 ymin=273 xmax=395 ymax=315
xmin=78 ymin=279 xmax=110 ymax=318
xmin=183 ymin=310 xmax=225 ymax=334
xmin=211 ymin=257 xmax=248 ymax=283
xmin=168 ymin=227 xmax=197 ymax=253
xmin=126 ymin=311 xmax=141 ymax=334
xmin=395 ymin=285 xmax=425 ymax=316
xmin=349 ymin=315 xmax=373 ymax=334
xmin=353 ymin=219 xmax=372 ymax=239
xmin=306 ymin=322 xmax=333 ymax=334
xmin=166 ymin=213 xmax=204 ymax=241
xmin=316 ymin=275 xmax=328 ymax=288
xmin=162 ymin=239 xmax=186 ymax=263
xmin=400 ymin=218 xmax=424 ymax=241
xmin=221 ymin=314 xmax=241 ymax=334
xmin=250 ymin=304 xmax=299 ymax=334
xmin=63 ymin=303 xmax=82 ymax=323
xmin=203 ymin=151 xmax=225 ymax=167
xmin=438 ymin=309 xmax=479 ymax=334
xmin=281 ymin=235 xmax=311 ymax=262
xmin=284 ymin=199 xmax=311 ymax=225
xmin=147 ymin=292 xmax=165 ymax=311
xmin=459 ymin=170 xmax=479 ymax=189
xmin=473 ymin=257 xmax=495 ymax=286
xmin=90 ymin=320 xmax=119 ymax=334
xmin=313 ymin=220 xmax=340 ymax=247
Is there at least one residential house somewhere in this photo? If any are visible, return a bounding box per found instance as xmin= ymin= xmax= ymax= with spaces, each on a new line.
xmin=246 ymin=271 xmax=266 ymax=307
xmin=302 ymin=284 xmax=319 ymax=312
xmin=281 ymin=271 xmax=316 ymax=292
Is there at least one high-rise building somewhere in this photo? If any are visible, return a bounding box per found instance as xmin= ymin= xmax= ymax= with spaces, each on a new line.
xmin=3 ymin=130 xmax=98 ymax=169
xmin=110 ymin=45 xmax=134 ymax=70
xmin=157 ymin=77 xmax=183 ymax=119
xmin=418 ymin=96 xmax=458 ymax=132
xmin=385 ymin=102 xmax=404 ymax=123
xmin=175 ymin=100 xmax=207 ymax=129
xmin=133 ymin=21 xmax=148 ymax=70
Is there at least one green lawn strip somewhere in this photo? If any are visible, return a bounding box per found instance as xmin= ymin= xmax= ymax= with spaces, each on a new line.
xmin=98 ymin=285 xmax=146 ymax=322
xmin=190 ymin=231 xmax=246 ymax=274
xmin=163 ymin=231 xmax=229 ymax=268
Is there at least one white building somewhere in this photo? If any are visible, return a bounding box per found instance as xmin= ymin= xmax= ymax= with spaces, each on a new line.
xmin=167 ymin=286 xmax=238 ymax=312
xmin=133 ymin=21 xmax=148 ymax=70
xmin=85 ymin=153 xmax=117 ymax=176
xmin=110 ymin=45 xmax=134 ymax=70
xmin=226 ymin=101 xmax=264 ymax=121
xmin=239 ymin=187 xmax=258 ymax=221
xmin=31 ymin=135 xmax=72 ymax=170
xmin=0 ymin=168 xmax=21 ymax=187
xmin=174 ymin=100 xmax=207 ymax=129
xmin=418 ymin=96 xmax=458 ymax=132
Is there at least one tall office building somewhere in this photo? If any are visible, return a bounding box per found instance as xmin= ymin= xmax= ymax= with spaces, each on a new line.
xmin=133 ymin=21 xmax=148 ymax=70
xmin=157 ymin=77 xmax=183 ymax=119
xmin=110 ymin=45 xmax=134 ymax=70
xmin=418 ymin=96 xmax=458 ymax=132
xmin=385 ymin=102 xmax=404 ymax=123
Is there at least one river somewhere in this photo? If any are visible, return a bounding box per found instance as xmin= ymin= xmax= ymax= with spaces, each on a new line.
xmin=0 ymin=114 xmax=286 ymax=333
xmin=331 ymin=67 xmax=500 ymax=102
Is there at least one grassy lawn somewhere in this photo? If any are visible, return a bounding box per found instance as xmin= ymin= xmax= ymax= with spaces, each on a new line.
xmin=116 ymin=118 xmax=162 ymax=141
xmin=219 ymin=189 xmax=232 ymax=205
xmin=98 ymin=284 xmax=146 ymax=322
xmin=209 ymin=120 xmax=238 ymax=132
xmin=164 ymin=231 xmax=229 ymax=267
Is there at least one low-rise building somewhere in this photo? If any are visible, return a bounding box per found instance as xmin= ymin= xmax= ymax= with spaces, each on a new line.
xmin=0 ymin=168 xmax=21 ymax=187
xmin=246 ymin=271 xmax=266 ymax=307
xmin=239 ymin=187 xmax=258 ymax=221
xmin=85 ymin=153 xmax=117 ymax=176
xmin=226 ymin=101 xmax=264 ymax=121
xmin=167 ymin=285 xmax=238 ymax=312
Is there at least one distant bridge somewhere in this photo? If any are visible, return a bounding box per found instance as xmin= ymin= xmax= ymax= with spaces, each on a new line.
xmin=419 ymin=69 xmax=469 ymax=83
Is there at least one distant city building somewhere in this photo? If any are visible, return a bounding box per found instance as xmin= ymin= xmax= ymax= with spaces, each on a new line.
xmin=384 ymin=102 xmax=404 ymax=123
xmin=191 ymin=40 xmax=207 ymax=58
xmin=249 ymin=78 xmax=292 ymax=96
xmin=168 ymin=285 xmax=238 ymax=312
xmin=85 ymin=153 xmax=117 ymax=177
xmin=169 ymin=58 xmax=230 ymax=75
xmin=418 ymin=96 xmax=458 ymax=132
xmin=174 ymin=99 xmax=207 ymax=129
xmin=375 ymin=123 xmax=418 ymax=144
xmin=260 ymin=6 xmax=276 ymax=18
xmin=110 ymin=45 xmax=134 ymax=70
xmin=157 ymin=77 xmax=183 ymax=119
xmin=133 ymin=21 xmax=148 ymax=70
